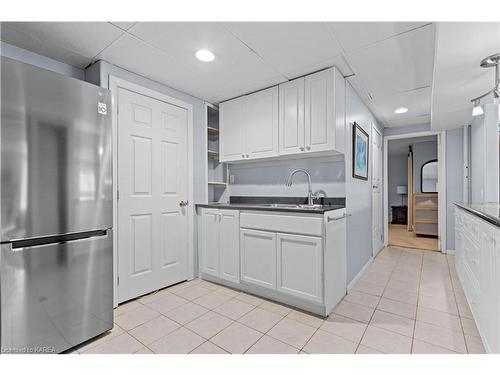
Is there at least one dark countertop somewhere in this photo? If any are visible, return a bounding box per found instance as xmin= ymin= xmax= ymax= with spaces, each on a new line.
xmin=196 ymin=196 xmax=346 ymax=214
xmin=455 ymin=202 xmax=500 ymax=228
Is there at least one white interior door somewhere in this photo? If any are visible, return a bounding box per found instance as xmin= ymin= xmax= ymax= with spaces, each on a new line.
xmin=372 ymin=127 xmax=384 ymax=256
xmin=117 ymin=87 xmax=189 ymax=303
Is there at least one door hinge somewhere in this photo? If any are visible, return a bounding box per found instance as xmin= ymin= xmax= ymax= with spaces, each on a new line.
xmin=117 ymin=276 xmax=120 ymax=285
xmin=117 ymin=190 xmax=119 ymax=200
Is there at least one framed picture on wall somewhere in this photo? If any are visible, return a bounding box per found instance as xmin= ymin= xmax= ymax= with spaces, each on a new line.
xmin=352 ymin=122 xmax=369 ymax=180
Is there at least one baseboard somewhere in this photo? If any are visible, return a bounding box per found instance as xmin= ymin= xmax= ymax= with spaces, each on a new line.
xmin=347 ymin=256 xmax=374 ymax=292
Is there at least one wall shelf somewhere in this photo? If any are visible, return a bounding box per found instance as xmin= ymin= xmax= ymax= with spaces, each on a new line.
xmin=205 ymin=104 xmax=228 ymax=204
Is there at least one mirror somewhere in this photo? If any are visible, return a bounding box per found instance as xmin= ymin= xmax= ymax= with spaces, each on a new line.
xmin=421 ymin=159 xmax=438 ymax=193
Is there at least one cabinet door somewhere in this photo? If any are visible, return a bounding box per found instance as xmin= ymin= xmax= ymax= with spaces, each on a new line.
xmin=219 ymin=209 xmax=240 ymax=283
xmin=276 ymin=233 xmax=323 ymax=303
xmin=304 ymin=68 xmax=334 ymax=153
xmin=244 ymin=86 xmax=279 ymax=160
xmin=220 ymin=97 xmax=245 ymax=162
xmin=240 ymin=229 xmax=276 ymax=289
xmin=279 ymin=78 xmax=305 ymax=155
xmin=200 ymin=209 xmax=220 ymax=277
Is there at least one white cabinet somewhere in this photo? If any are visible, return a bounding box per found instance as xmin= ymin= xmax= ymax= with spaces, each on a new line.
xmin=245 ymin=87 xmax=279 ymax=159
xmin=200 ymin=209 xmax=220 ymax=277
xmin=220 ymin=87 xmax=279 ymax=162
xmin=219 ymin=97 xmax=245 ymax=162
xmin=276 ymin=233 xmax=323 ymax=303
xmin=221 ymin=67 xmax=345 ymax=163
xmin=219 ymin=210 xmax=240 ymax=283
xmin=304 ymin=68 xmax=345 ymax=154
xmin=200 ymin=208 xmax=240 ymax=283
xmin=455 ymin=206 xmax=500 ymax=353
xmin=279 ymin=77 xmax=305 ymax=155
xmin=240 ymin=229 xmax=277 ymax=290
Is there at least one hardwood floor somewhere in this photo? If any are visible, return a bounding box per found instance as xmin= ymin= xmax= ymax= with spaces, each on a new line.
xmin=388 ymin=224 xmax=439 ymax=251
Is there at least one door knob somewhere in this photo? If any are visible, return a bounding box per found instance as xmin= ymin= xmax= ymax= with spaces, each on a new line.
xmin=179 ymin=200 xmax=189 ymax=207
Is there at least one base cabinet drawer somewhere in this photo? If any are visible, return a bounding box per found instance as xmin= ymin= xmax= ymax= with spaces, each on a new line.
xmin=240 ymin=229 xmax=277 ymax=290
xmin=276 ymin=233 xmax=323 ymax=303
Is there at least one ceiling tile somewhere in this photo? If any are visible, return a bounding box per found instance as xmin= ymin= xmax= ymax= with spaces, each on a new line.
xmin=1 ymin=22 xmax=124 ymax=67
xmin=326 ymin=22 xmax=430 ymax=52
xmin=385 ymin=114 xmax=431 ymax=128
xmin=1 ymin=23 xmax=91 ymax=67
xmin=127 ymin=22 xmax=286 ymax=102
xmin=221 ymin=22 xmax=345 ymax=78
xmin=109 ymin=22 xmax=137 ymax=31
xmin=372 ymin=86 xmax=431 ymax=125
xmin=345 ymin=24 xmax=435 ymax=97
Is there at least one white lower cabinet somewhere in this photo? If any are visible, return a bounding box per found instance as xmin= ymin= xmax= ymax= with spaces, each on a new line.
xmin=199 ymin=208 xmax=346 ymax=316
xmin=276 ymin=233 xmax=323 ymax=303
xmin=240 ymin=229 xmax=277 ymax=290
xmin=455 ymin=206 xmax=500 ymax=353
xmin=200 ymin=208 xmax=240 ymax=283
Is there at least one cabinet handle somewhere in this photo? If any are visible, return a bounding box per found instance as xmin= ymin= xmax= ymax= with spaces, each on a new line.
xmin=246 ymin=154 xmax=250 ymax=158
xmin=306 ymin=146 xmax=311 ymax=151
xmin=299 ymin=147 xmax=305 ymax=151
xmin=241 ymin=154 xmax=245 ymax=158
xmin=327 ymin=213 xmax=351 ymax=222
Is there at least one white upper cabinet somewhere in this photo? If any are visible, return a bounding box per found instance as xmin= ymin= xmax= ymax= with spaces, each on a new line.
xmin=220 ymin=67 xmax=345 ymax=163
xmin=245 ymin=86 xmax=279 ymax=159
xmin=279 ymin=77 xmax=305 ymax=155
xmin=304 ymin=67 xmax=345 ymax=154
xmin=220 ymin=96 xmax=245 ymax=162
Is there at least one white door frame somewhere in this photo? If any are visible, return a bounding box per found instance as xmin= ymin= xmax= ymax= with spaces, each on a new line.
xmin=372 ymin=125 xmax=384 ymax=257
xmin=383 ymin=130 xmax=447 ymax=253
xmin=110 ymin=76 xmax=194 ymax=307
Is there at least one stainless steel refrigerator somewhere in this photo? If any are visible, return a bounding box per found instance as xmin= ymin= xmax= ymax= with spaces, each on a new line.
xmin=1 ymin=57 xmax=113 ymax=353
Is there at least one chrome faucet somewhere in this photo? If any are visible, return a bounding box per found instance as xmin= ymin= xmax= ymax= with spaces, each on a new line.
xmin=286 ymin=169 xmax=315 ymax=206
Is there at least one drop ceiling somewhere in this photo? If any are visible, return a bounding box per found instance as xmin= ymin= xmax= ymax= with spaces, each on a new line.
xmin=1 ymin=21 xmax=497 ymax=130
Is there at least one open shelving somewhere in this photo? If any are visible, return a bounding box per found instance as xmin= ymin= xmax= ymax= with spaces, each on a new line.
xmin=205 ymin=103 xmax=228 ymax=203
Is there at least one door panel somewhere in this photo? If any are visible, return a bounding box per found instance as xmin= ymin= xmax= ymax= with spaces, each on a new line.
xmin=276 ymin=233 xmax=323 ymax=303
xmin=244 ymin=86 xmax=279 ymax=159
xmin=220 ymin=209 xmax=240 ymax=283
xmin=200 ymin=209 xmax=220 ymax=277
xmin=118 ymin=88 xmax=188 ymax=303
xmin=240 ymin=229 xmax=276 ymax=290
xmin=305 ymin=69 xmax=334 ymax=153
xmin=220 ymin=97 xmax=245 ymax=162
xmin=372 ymin=127 xmax=383 ymax=255
xmin=279 ymin=78 xmax=305 ymax=155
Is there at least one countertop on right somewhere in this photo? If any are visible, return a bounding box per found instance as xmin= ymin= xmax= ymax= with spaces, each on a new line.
xmin=454 ymin=202 xmax=500 ymax=227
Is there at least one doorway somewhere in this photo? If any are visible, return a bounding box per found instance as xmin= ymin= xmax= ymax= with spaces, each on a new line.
xmin=110 ymin=77 xmax=194 ymax=305
xmin=384 ymin=132 xmax=445 ymax=252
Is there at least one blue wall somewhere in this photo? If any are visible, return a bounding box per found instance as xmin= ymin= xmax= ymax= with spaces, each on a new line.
xmin=345 ymin=82 xmax=383 ymax=283
xmin=388 ymin=154 xmax=408 ymax=212
xmin=446 ymin=128 xmax=464 ymax=250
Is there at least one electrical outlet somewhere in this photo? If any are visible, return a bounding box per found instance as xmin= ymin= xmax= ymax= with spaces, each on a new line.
xmin=229 ymin=175 xmax=235 ymax=184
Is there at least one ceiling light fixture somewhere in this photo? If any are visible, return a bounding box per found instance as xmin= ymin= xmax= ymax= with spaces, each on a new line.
xmin=471 ymin=52 xmax=500 ymax=116
xmin=394 ymin=107 xmax=408 ymax=114
xmin=195 ymin=49 xmax=215 ymax=62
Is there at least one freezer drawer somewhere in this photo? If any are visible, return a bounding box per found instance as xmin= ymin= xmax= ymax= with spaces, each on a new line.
xmin=0 ymin=230 xmax=113 ymax=354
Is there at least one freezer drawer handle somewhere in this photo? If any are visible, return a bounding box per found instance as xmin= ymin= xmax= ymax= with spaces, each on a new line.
xmin=9 ymin=229 xmax=108 ymax=251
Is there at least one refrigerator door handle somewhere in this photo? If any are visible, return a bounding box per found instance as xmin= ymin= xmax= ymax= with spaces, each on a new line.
xmin=8 ymin=229 xmax=110 ymax=252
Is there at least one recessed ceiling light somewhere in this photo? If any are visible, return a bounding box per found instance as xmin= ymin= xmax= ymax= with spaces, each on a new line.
xmin=195 ymin=49 xmax=215 ymax=62
xmin=394 ymin=107 xmax=408 ymax=114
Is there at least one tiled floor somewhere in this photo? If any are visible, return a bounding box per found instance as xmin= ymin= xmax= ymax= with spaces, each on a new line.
xmin=74 ymin=246 xmax=486 ymax=354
